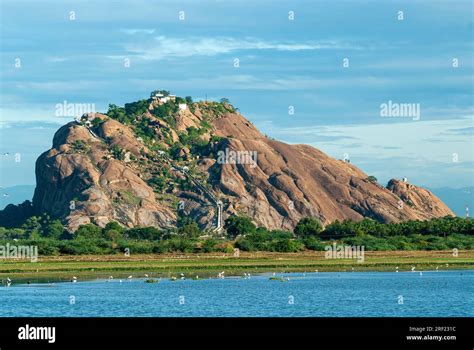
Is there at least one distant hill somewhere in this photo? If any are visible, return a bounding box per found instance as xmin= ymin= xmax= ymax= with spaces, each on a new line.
xmin=430 ymin=187 xmax=473 ymax=217
xmin=0 ymin=185 xmax=35 ymax=210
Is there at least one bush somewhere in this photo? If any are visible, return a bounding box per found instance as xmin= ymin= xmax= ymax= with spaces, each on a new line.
xmin=367 ymin=175 xmax=378 ymax=183
xmin=270 ymin=230 xmax=294 ymax=239
xmin=75 ymin=224 xmax=103 ymax=239
xmin=111 ymin=145 xmax=124 ymax=160
xmin=268 ymin=239 xmax=304 ymax=253
xmin=235 ymin=238 xmax=259 ymax=252
xmin=178 ymin=222 xmax=201 ymax=239
xmin=162 ymin=237 xmax=196 ymax=253
xmin=107 ymin=104 xmax=130 ymax=124
xmin=42 ymin=220 xmax=64 ymax=239
xmin=302 ymin=236 xmax=326 ymax=251
xmin=59 ymin=238 xmax=109 ymax=255
xmin=117 ymin=240 xmax=154 ymax=254
xmin=125 ymin=227 xmax=162 ymax=240
xmin=124 ymin=99 xmax=148 ymax=118
xmin=104 ymin=222 xmax=124 ymax=234
xmin=225 ymin=215 xmax=256 ymax=238
xmin=294 ymin=217 xmax=323 ymax=238
xmin=201 ymin=238 xmax=219 ymax=253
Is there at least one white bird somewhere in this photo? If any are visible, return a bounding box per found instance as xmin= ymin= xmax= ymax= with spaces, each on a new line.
xmin=411 ymin=266 xmax=416 ymax=272
xmin=315 ymin=269 xmax=318 ymax=273
xmin=72 ymin=276 xmax=77 ymax=283
xmin=218 ymin=271 xmax=225 ymax=279
xmin=128 ymin=275 xmax=132 ymax=281
xmin=6 ymin=281 xmax=11 ymax=287
xmin=6 ymin=277 xmax=11 ymax=282
xmin=436 ymin=266 xmax=439 ymax=271
xmin=144 ymin=274 xmax=149 ymax=278
xmin=395 ymin=267 xmax=399 ymax=273
xmin=272 ymin=272 xmax=276 ymax=277
xmin=180 ymin=273 xmax=185 ymax=280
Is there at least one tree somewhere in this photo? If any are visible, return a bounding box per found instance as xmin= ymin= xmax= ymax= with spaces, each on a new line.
xmin=150 ymin=90 xmax=170 ymax=97
xmin=367 ymin=175 xmax=378 ymax=183
xmin=111 ymin=144 xmax=124 ymax=160
xmin=225 ymin=215 xmax=256 ymax=239
xmin=202 ymin=238 xmax=218 ymax=253
xmin=104 ymin=221 xmax=124 ymax=234
xmin=124 ymin=99 xmax=149 ymax=118
xmin=92 ymin=117 xmax=104 ymax=128
xmin=269 ymin=239 xmax=304 ymax=253
xmin=43 ymin=219 xmax=64 ymax=239
xmin=125 ymin=227 xmax=162 ymax=240
xmin=75 ymin=224 xmax=103 ymax=239
xmin=185 ymin=96 xmax=193 ymax=104
xmin=22 ymin=216 xmax=42 ymax=239
xmin=294 ymin=217 xmax=323 ymax=238
xmin=107 ymin=104 xmax=129 ymax=124
xmin=178 ymin=221 xmax=201 ymax=238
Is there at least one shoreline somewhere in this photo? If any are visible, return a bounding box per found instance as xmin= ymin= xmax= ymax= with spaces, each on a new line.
xmin=1 ymin=250 xmax=473 ymax=284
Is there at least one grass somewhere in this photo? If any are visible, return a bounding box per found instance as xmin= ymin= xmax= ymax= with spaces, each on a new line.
xmin=119 ymin=190 xmax=141 ymax=206
xmin=0 ymin=250 xmax=473 ymax=284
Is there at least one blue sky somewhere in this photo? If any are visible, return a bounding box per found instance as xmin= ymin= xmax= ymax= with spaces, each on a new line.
xmin=0 ymin=0 xmax=473 ymax=189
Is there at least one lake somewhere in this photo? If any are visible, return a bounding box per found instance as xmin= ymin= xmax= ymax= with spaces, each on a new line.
xmin=0 ymin=270 xmax=472 ymax=317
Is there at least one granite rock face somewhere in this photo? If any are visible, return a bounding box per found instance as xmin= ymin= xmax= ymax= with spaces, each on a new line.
xmin=7 ymin=97 xmax=453 ymax=232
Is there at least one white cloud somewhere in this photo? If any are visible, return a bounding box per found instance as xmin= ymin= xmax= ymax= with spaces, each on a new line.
xmin=45 ymin=56 xmax=68 ymax=63
xmin=120 ymin=28 xmax=156 ymax=35
xmin=125 ymin=74 xmax=391 ymax=91
xmin=122 ymin=36 xmax=357 ymax=60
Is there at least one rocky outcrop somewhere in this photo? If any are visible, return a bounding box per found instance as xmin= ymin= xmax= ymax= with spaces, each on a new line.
xmin=207 ymin=112 xmax=454 ymax=230
xmin=1 ymin=96 xmax=454 ymax=232
xmin=32 ymin=114 xmax=174 ymax=232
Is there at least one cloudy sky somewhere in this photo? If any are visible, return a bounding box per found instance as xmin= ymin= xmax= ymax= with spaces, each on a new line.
xmin=0 ymin=0 xmax=473 ymax=189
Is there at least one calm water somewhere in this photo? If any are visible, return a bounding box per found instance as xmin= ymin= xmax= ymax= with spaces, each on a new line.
xmin=0 ymin=270 xmax=472 ymax=317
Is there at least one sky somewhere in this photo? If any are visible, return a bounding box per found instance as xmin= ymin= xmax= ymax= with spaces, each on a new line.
xmin=0 ymin=0 xmax=473 ymax=189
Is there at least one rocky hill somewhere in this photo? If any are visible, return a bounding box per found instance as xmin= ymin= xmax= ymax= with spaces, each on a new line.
xmin=1 ymin=91 xmax=454 ymax=232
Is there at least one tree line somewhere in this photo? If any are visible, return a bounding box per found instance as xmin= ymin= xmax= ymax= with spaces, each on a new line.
xmin=0 ymin=214 xmax=472 ymax=255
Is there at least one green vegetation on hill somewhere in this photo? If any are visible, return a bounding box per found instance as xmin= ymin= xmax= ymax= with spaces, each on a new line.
xmin=102 ymin=91 xmax=237 ymax=199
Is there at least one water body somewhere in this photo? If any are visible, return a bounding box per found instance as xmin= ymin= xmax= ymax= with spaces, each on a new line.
xmin=0 ymin=270 xmax=472 ymax=317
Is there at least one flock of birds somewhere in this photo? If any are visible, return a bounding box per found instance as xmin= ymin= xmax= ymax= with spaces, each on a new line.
xmin=2 ymin=263 xmax=451 ymax=287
